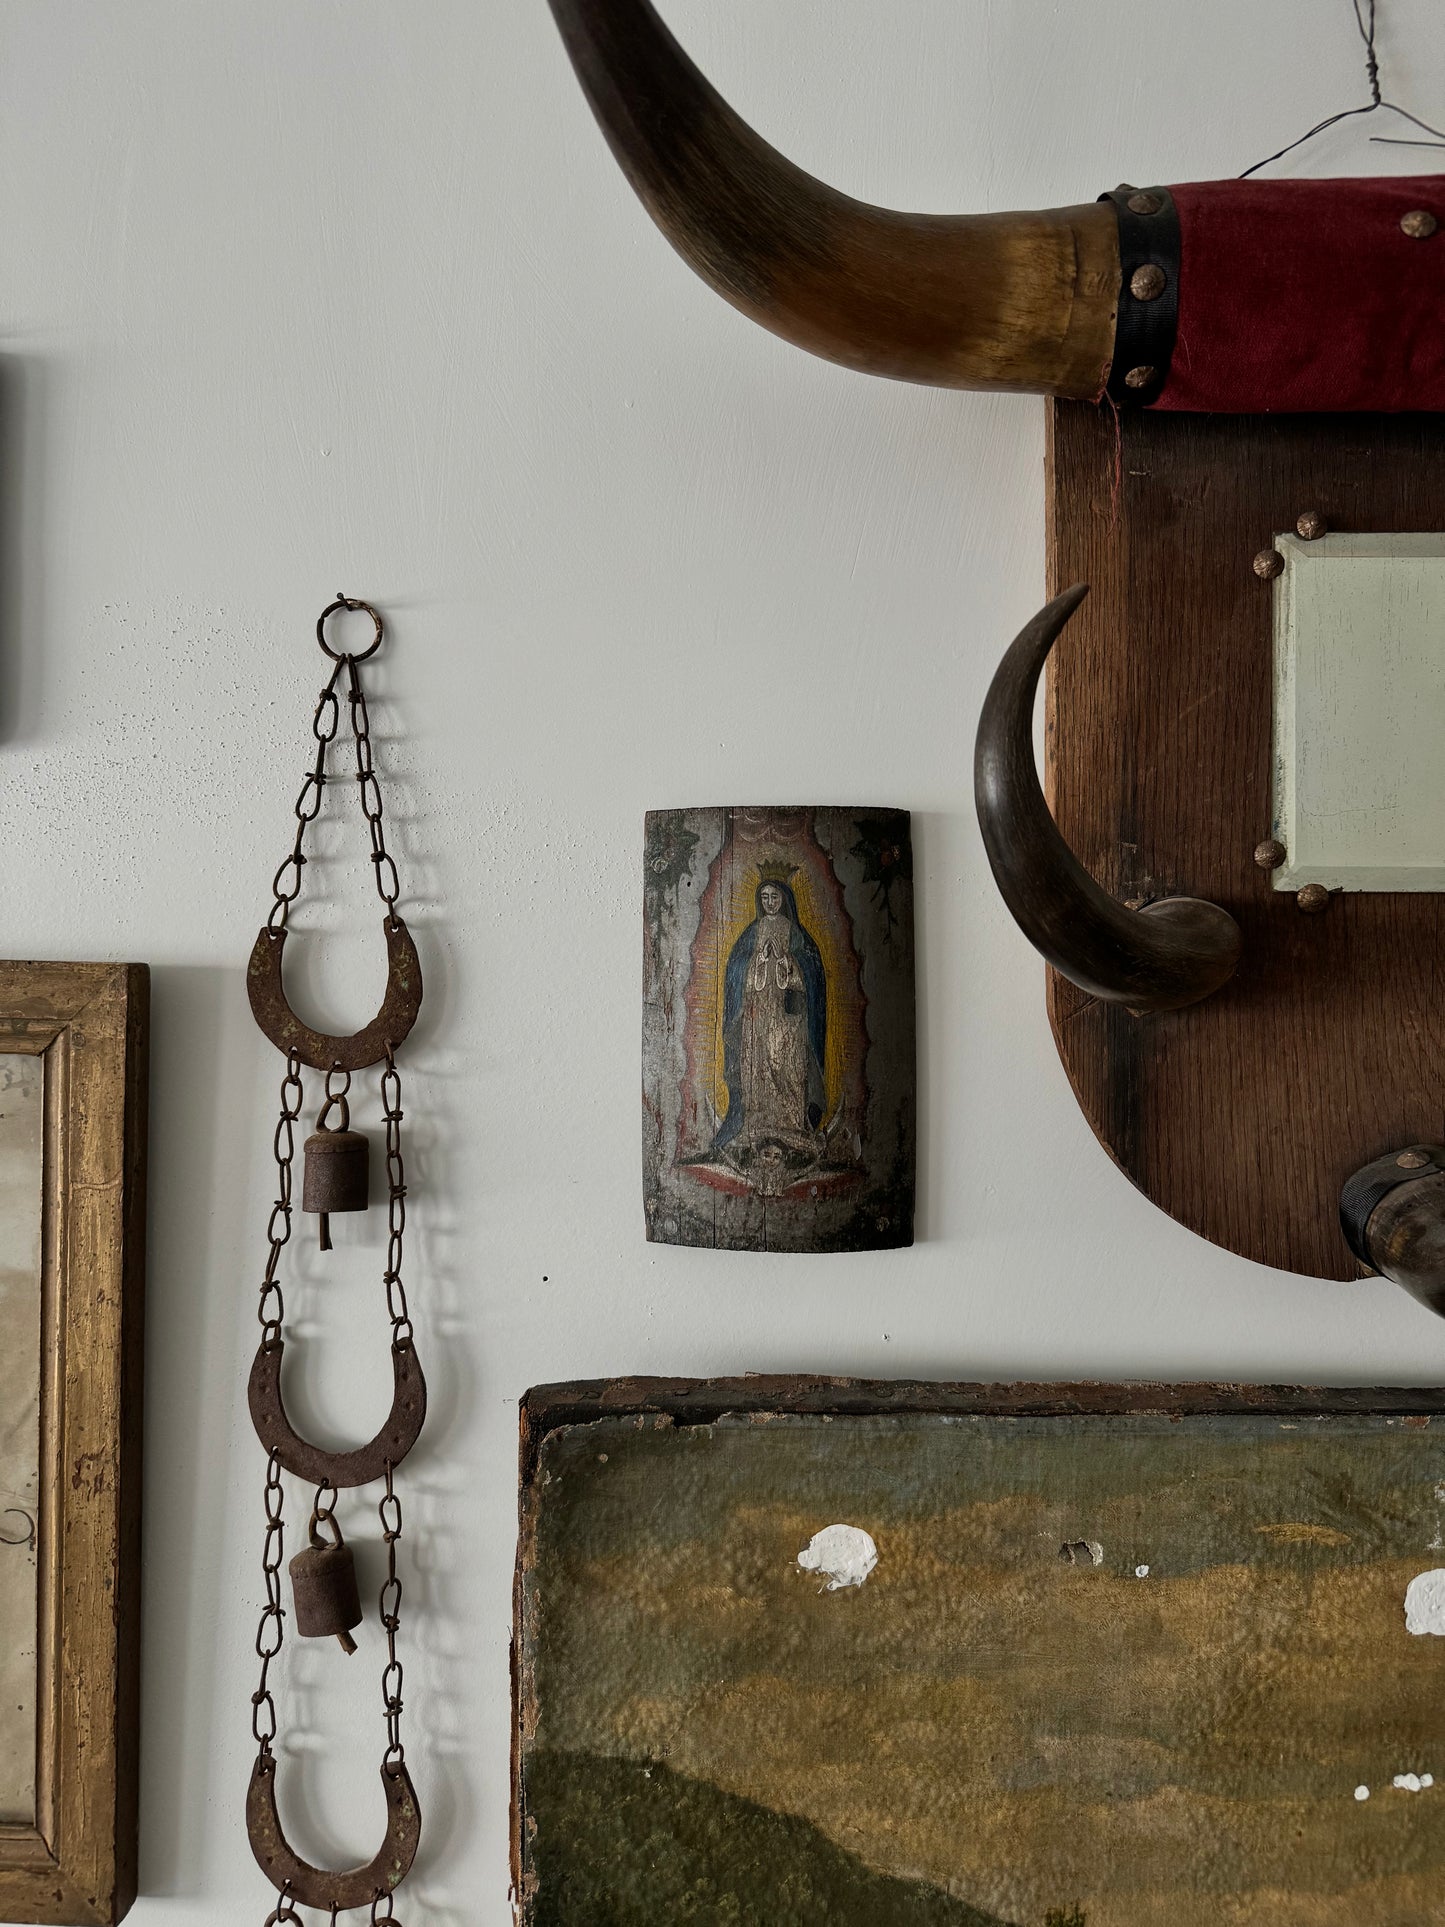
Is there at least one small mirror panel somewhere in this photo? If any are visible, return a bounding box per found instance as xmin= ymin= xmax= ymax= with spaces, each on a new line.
xmin=1273 ymin=531 xmax=1445 ymax=890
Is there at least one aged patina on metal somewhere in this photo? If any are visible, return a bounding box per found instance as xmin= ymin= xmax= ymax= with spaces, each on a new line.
xmin=245 ymin=598 xmax=424 ymax=1922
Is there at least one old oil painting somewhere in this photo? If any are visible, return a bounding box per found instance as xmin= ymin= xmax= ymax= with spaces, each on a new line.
xmin=643 ymin=806 xmax=915 ymax=1252
xmin=0 ymin=1054 xmax=43 ymax=1826
xmin=516 ymin=1388 xmax=1445 ymax=1926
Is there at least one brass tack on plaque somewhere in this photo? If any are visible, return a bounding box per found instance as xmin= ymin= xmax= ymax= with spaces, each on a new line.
xmin=1124 ymin=364 xmax=1156 ymax=390
xmin=1254 ymin=839 xmax=1286 ymax=871
xmin=1127 ymin=190 xmax=1163 ymax=216
xmin=1296 ymin=883 xmax=1331 ymax=914
xmin=1253 ymin=549 xmax=1284 ymax=580
xmin=1130 ymin=263 xmax=1167 ymax=301
xmin=1296 ymin=508 xmax=1327 ymax=540
xmin=1401 ymin=209 xmax=1439 ymax=239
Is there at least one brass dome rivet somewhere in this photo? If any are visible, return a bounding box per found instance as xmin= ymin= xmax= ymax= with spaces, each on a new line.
xmin=1253 ymin=550 xmax=1284 ymax=580
xmin=1127 ymin=190 xmax=1163 ymax=216
xmin=1398 ymin=1150 xmax=1433 ymax=1170
xmin=1130 ymin=263 xmax=1167 ymax=301
xmin=1296 ymin=883 xmax=1331 ymax=914
xmin=1254 ymin=839 xmax=1286 ymax=870
xmin=1401 ymin=209 xmax=1438 ymax=239
xmin=1124 ymin=364 xmax=1157 ymax=390
xmin=1296 ymin=508 xmax=1327 ymax=540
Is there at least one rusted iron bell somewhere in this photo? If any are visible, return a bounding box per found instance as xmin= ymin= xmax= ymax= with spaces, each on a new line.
xmin=289 ymin=1518 xmax=362 ymax=1655
xmin=302 ymin=1090 xmax=369 ymax=1251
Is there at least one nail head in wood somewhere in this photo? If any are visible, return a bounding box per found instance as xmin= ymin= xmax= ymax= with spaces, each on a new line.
xmin=1253 ymin=549 xmax=1284 ymax=580
xmin=1130 ymin=263 xmax=1167 ymax=301
xmin=1296 ymin=509 xmax=1327 ymax=540
xmin=1254 ymin=838 xmax=1286 ymax=870
xmin=1124 ymin=364 xmax=1156 ymax=390
xmin=1296 ymin=883 xmax=1331 ymax=914
xmin=1401 ymin=209 xmax=1439 ymax=239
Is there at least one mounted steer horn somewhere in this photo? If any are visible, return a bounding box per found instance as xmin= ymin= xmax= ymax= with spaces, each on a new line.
xmin=546 ymin=0 xmax=1118 ymax=397
xmin=974 ymin=586 xmax=1241 ymax=1012
xmin=546 ymin=0 xmax=1445 ymax=412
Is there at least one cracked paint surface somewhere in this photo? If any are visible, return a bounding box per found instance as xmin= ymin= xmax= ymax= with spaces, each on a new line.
xmin=519 ymin=1408 xmax=1445 ymax=1926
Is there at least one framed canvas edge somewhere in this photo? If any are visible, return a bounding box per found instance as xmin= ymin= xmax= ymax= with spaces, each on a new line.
xmin=511 ymin=1370 xmax=1445 ymax=1917
xmin=517 ymin=1372 xmax=1445 ymax=1481
xmin=0 ymin=961 xmax=148 ymax=1927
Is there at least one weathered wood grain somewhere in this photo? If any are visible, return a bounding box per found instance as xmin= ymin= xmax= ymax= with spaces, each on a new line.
xmin=1046 ymin=404 xmax=1445 ymax=1281
xmin=0 ymin=961 xmax=147 ymax=1926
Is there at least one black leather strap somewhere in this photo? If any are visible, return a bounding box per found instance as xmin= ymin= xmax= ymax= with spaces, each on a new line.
xmin=1100 ymin=184 xmax=1180 ymax=407
xmin=1340 ymin=1145 xmax=1445 ymax=1269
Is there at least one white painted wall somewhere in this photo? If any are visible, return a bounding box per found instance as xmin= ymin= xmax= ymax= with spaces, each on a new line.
xmin=3 ymin=2 xmax=1444 ymax=1918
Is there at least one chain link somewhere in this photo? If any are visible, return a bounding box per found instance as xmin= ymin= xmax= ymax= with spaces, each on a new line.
xmin=268 ymin=662 xmax=345 ymax=933
xmin=378 ymin=1460 xmax=406 ymax=1769
xmin=260 ymin=1050 xmax=304 ymax=1343
xmin=380 ymin=1048 xmax=411 ymax=1345
xmin=262 ymin=1885 xmax=304 ymax=1925
xmin=251 ymin=1447 xmax=286 ymax=1757
xmin=345 ymin=657 xmax=403 ymax=922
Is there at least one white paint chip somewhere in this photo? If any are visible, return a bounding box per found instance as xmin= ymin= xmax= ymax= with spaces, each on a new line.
xmin=1404 ymin=1569 xmax=1445 ymax=1635
xmin=798 ymin=1523 xmax=878 ymax=1592
xmin=1393 ymin=1773 xmax=1428 ymax=1793
xmin=1355 ymin=1785 xmax=1371 ymax=1802
xmin=1135 ymin=1565 xmax=1150 ymax=1579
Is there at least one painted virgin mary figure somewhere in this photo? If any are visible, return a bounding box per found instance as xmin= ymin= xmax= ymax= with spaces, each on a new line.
xmin=712 ymin=871 xmax=827 ymax=1155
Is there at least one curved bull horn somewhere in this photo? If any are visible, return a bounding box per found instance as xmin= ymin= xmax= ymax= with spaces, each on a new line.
xmin=547 ymin=0 xmax=1119 ymax=396
xmin=975 ymin=586 xmax=1241 ymax=1012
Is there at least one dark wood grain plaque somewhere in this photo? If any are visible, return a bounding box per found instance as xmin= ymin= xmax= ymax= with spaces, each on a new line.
xmin=1046 ymin=403 xmax=1445 ymax=1281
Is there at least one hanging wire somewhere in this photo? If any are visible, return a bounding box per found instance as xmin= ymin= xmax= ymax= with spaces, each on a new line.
xmin=1241 ymin=0 xmax=1445 ymax=178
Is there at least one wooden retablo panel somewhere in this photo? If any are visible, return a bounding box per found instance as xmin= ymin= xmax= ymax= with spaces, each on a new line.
xmin=515 ymin=1377 xmax=1445 ymax=1926
xmin=1046 ymin=404 xmax=1445 ymax=1281
xmin=643 ymin=806 xmax=915 ymax=1253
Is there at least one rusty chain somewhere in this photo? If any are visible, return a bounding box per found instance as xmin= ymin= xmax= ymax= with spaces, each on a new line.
xmin=267 ymin=664 xmax=343 ymax=934
xmin=251 ymin=603 xmax=419 ymax=1920
xmin=251 ymin=1447 xmax=286 ymax=1760
xmin=345 ymin=654 xmax=402 ymax=924
xmin=259 ymin=1050 xmax=304 ymax=1346
xmin=381 ymin=1048 xmax=411 ymax=1347
xmin=378 ymin=1461 xmax=406 ymax=1770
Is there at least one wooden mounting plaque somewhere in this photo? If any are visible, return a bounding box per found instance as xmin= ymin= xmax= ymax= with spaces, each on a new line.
xmin=1046 ymin=403 xmax=1445 ymax=1281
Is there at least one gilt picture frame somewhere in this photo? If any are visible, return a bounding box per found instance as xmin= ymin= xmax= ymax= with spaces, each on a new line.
xmin=0 ymin=962 xmax=148 ymax=1926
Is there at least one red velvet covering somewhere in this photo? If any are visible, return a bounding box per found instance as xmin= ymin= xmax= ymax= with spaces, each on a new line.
xmin=1157 ymin=175 xmax=1445 ymax=413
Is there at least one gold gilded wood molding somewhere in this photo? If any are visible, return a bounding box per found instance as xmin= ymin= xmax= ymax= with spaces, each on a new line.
xmin=0 ymin=962 xmax=148 ymax=1926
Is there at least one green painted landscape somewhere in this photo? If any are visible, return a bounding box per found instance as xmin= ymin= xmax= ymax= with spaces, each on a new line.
xmin=516 ymin=1408 xmax=1445 ymax=1925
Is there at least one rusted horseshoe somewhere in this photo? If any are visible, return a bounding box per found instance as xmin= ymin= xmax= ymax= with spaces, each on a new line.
xmin=247 ymin=916 xmax=423 ymax=1072
xmin=248 ymin=1754 xmax=421 ymax=1913
xmin=249 ymin=1337 xmax=427 ymax=1488
xmin=0 ymin=1508 xmax=35 ymax=1550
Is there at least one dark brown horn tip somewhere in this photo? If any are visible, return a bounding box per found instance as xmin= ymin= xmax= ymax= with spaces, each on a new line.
xmin=1341 ymin=1146 xmax=1445 ymax=1318
xmin=975 ymin=586 xmax=1241 ymax=1013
